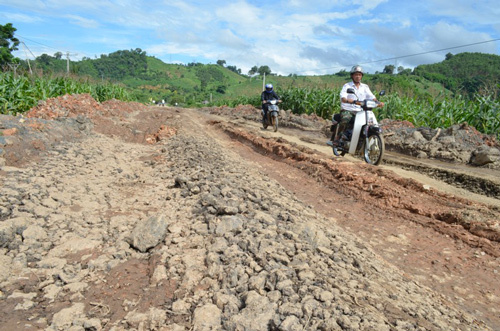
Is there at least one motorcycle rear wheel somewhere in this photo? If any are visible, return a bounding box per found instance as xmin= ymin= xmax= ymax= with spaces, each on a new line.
xmin=272 ymin=116 xmax=278 ymax=132
xmin=363 ymin=133 xmax=384 ymax=165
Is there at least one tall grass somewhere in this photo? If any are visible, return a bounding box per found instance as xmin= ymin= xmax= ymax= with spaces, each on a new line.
xmin=211 ymin=95 xmax=261 ymax=108
xmin=0 ymin=72 xmax=133 ymax=115
xmin=378 ymin=92 xmax=500 ymax=137
xmin=210 ymin=85 xmax=499 ymax=139
xmin=279 ymin=87 xmax=340 ymax=119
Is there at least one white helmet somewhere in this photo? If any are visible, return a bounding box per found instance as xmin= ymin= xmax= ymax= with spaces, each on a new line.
xmin=350 ymin=65 xmax=363 ymax=75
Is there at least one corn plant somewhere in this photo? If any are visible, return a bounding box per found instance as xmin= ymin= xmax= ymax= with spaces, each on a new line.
xmin=0 ymin=72 xmax=133 ymax=115
xmin=278 ymin=87 xmax=340 ymax=119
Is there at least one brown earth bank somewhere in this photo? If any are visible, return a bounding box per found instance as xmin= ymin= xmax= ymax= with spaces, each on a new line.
xmin=0 ymin=94 xmax=499 ymax=330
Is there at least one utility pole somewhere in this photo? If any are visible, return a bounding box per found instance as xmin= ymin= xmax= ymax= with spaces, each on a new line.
xmin=65 ymin=52 xmax=78 ymax=75
xmin=66 ymin=52 xmax=70 ymax=74
xmin=262 ymin=72 xmax=266 ymax=91
xmin=21 ymin=41 xmax=33 ymax=74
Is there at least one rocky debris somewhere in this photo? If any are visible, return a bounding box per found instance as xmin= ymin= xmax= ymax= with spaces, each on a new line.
xmin=0 ymin=117 xmax=489 ymax=330
xmin=127 ymin=214 xmax=170 ymax=252
xmin=381 ymin=120 xmax=500 ymax=168
xmin=470 ymin=145 xmax=500 ymax=166
xmin=0 ymin=113 xmax=94 ymax=167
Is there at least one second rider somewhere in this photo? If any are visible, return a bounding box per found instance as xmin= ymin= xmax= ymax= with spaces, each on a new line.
xmin=261 ymin=83 xmax=281 ymax=125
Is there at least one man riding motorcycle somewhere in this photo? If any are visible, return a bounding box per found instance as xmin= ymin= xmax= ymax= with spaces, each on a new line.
xmin=327 ymin=65 xmax=383 ymax=146
xmin=261 ymin=83 xmax=281 ymax=124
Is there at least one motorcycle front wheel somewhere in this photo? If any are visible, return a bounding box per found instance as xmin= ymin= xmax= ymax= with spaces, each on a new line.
xmin=272 ymin=116 xmax=278 ymax=132
xmin=363 ymin=133 xmax=384 ymax=165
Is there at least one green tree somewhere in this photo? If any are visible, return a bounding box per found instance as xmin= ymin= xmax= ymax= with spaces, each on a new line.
xmin=0 ymin=23 xmax=20 ymax=66
xmin=383 ymin=65 xmax=395 ymax=75
xmin=216 ymin=59 xmax=226 ymax=66
xmin=335 ymin=69 xmax=349 ymax=77
xmin=248 ymin=66 xmax=258 ymax=75
xmin=227 ymin=65 xmax=241 ymax=74
xmin=257 ymin=65 xmax=271 ymax=76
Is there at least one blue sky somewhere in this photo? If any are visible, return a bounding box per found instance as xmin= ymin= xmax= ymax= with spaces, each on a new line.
xmin=1 ymin=0 xmax=499 ymax=76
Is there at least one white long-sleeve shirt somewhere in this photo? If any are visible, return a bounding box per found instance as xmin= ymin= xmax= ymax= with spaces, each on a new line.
xmin=340 ymin=81 xmax=376 ymax=111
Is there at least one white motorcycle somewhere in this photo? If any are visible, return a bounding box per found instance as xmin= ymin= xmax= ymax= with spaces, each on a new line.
xmin=262 ymin=99 xmax=280 ymax=132
xmin=330 ymin=89 xmax=385 ymax=165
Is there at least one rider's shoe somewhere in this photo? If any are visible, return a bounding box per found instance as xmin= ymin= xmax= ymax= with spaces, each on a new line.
xmin=329 ymin=140 xmax=341 ymax=147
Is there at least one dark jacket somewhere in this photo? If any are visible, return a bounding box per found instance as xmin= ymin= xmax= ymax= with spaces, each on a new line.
xmin=261 ymin=90 xmax=280 ymax=102
xmin=261 ymin=90 xmax=280 ymax=110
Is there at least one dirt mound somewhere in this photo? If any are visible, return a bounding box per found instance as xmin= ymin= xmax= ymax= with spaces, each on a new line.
xmin=25 ymin=93 xmax=145 ymax=119
xmin=1 ymin=94 xmax=176 ymax=167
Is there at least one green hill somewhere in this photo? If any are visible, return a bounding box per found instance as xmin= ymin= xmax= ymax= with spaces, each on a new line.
xmin=413 ymin=52 xmax=500 ymax=95
xmin=16 ymin=50 xmax=500 ymax=106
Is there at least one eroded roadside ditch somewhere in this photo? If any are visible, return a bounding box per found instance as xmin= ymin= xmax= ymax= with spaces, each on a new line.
xmin=383 ymin=156 xmax=500 ymax=200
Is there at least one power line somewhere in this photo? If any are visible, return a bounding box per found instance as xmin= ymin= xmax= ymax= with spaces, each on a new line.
xmin=358 ymin=38 xmax=500 ymax=66
xmin=15 ymin=33 xmax=81 ymax=59
xmin=15 ymin=34 xmax=62 ymax=52
xmin=20 ymin=41 xmax=37 ymax=60
xmin=16 ymin=34 xmax=80 ymax=74
xmin=297 ymin=38 xmax=500 ymax=74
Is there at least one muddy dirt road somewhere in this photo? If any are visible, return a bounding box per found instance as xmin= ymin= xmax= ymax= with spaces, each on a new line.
xmin=1 ymin=96 xmax=499 ymax=330
xmin=204 ymin=110 xmax=500 ymax=328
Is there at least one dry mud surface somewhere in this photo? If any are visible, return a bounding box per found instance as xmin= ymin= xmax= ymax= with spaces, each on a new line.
xmin=0 ymin=94 xmax=499 ymax=330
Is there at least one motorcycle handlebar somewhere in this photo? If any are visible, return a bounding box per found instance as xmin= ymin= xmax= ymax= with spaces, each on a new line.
xmin=353 ymin=100 xmax=384 ymax=109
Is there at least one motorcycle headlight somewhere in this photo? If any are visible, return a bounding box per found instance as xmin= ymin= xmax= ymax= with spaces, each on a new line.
xmin=365 ymin=100 xmax=377 ymax=108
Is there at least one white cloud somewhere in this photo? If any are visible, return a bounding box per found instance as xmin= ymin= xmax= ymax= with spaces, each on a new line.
xmin=4 ymin=0 xmax=500 ymax=75
xmin=65 ymin=15 xmax=99 ymax=29
xmin=429 ymin=0 xmax=500 ymax=25
xmin=2 ymin=12 xmax=43 ymax=23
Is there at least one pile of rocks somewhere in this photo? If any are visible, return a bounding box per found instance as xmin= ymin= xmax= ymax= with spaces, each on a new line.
xmin=381 ymin=120 xmax=500 ymax=168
